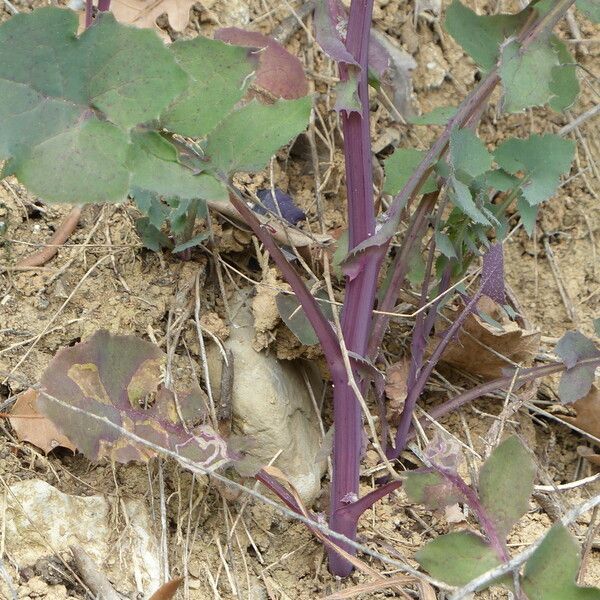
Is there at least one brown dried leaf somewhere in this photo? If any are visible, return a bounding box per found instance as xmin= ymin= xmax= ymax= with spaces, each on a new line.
xmin=385 ymin=358 xmax=409 ymax=425
xmin=79 ymin=0 xmax=196 ymax=37
xmin=9 ymin=389 xmax=76 ymax=454
xmin=436 ymin=296 xmax=540 ymax=379
xmin=148 ymin=577 xmax=183 ymax=600
xmin=563 ymin=386 xmax=600 ymax=439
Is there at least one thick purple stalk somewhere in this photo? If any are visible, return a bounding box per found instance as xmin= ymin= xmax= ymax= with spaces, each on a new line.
xmin=97 ymin=0 xmax=111 ymax=11
xmin=84 ymin=0 xmax=94 ymax=28
xmin=328 ymin=0 xmax=378 ymax=577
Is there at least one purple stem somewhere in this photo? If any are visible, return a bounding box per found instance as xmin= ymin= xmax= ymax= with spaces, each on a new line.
xmin=84 ymin=0 xmax=94 ymax=28
xmin=328 ymin=0 xmax=378 ymax=577
xmin=97 ymin=0 xmax=111 ymax=11
xmin=435 ymin=466 xmax=509 ymax=562
xmin=390 ymin=287 xmax=485 ymax=458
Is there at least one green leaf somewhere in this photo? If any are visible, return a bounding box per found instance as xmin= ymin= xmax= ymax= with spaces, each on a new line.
xmin=409 ymin=106 xmax=457 ymax=125
xmin=444 ymin=0 xmax=529 ymax=72
xmin=133 ymin=189 xmax=169 ymax=229
xmin=0 ymin=8 xmax=187 ymax=203
xmin=576 ymin=0 xmax=600 ymax=22
xmin=173 ymin=231 xmax=210 ymax=253
xmin=555 ymin=331 xmax=600 ymax=404
xmin=405 ymin=471 xmax=463 ymax=509
xmin=161 ymin=37 xmax=256 ymax=138
xmin=476 ymin=169 xmax=520 ymax=193
xmin=517 ymin=195 xmax=538 ymax=235
xmin=416 ymin=531 xmax=502 ymax=587
xmin=594 ymin=318 xmax=600 ymax=337
xmin=549 ymin=37 xmax=579 ymax=112
xmin=136 ymin=217 xmax=173 ymax=251
xmin=204 ymin=97 xmax=311 ymax=175
xmin=128 ymin=131 xmax=227 ymax=201
xmin=449 ymin=177 xmax=490 ymax=225
xmin=276 ymin=290 xmax=334 ymax=346
xmin=494 ymin=135 xmax=575 ymax=206
xmin=383 ymin=148 xmax=437 ymax=195
xmin=435 ymin=231 xmax=458 ymax=259
xmin=334 ymin=77 xmax=362 ymax=114
xmin=523 ymin=525 xmax=600 ymax=599
xmin=499 ymin=39 xmax=559 ymax=113
xmin=450 ymin=129 xmax=493 ymax=180
xmin=479 ymin=436 xmax=536 ymax=537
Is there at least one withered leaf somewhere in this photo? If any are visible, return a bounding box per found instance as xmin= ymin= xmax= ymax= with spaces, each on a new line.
xmin=79 ymin=0 xmax=196 ymax=37
xmin=562 ymin=386 xmax=600 ymax=440
xmin=215 ymin=28 xmax=309 ymax=100
xmin=385 ymin=358 xmax=410 ymax=424
xmin=9 ymin=388 xmax=76 ymax=454
xmin=37 ymin=331 xmax=229 ymax=471
xmin=436 ymin=296 xmax=540 ymax=379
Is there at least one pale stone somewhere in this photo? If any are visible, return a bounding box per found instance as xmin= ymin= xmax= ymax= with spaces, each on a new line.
xmin=206 ymin=299 xmax=326 ymax=505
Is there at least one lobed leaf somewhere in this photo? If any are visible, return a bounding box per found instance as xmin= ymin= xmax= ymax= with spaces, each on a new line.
xmin=494 ymin=134 xmax=574 ymax=206
xmin=204 ymin=98 xmax=312 ymax=175
xmin=499 ymin=39 xmax=559 ymax=113
xmin=523 ymin=525 xmax=600 ymax=599
xmin=383 ymin=148 xmax=437 ymax=196
xmin=549 ymin=37 xmax=579 ymax=112
xmin=449 ymin=129 xmax=493 ymax=180
xmin=37 ymin=331 xmax=230 ymax=471
xmin=416 ymin=531 xmax=502 ymax=587
xmin=448 ymin=177 xmax=490 ymax=225
xmin=444 ymin=0 xmax=529 ymax=72
xmin=313 ymin=0 xmax=359 ymax=66
xmin=555 ymin=331 xmax=600 ymax=404
xmin=478 ymin=436 xmax=536 ymax=537
xmin=161 ymin=36 xmax=257 ymax=138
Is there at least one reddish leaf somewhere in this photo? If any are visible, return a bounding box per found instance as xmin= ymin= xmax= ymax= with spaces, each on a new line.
xmin=9 ymin=388 xmax=76 ymax=454
xmin=215 ymin=28 xmax=308 ymax=100
xmin=148 ymin=577 xmax=183 ymax=600
xmin=562 ymin=386 xmax=600 ymax=439
xmin=313 ymin=0 xmax=358 ymax=66
xmin=37 ymin=331 xmax=229 ymax=471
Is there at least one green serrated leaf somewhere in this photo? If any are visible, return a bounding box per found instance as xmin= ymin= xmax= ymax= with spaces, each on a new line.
xmin=205 ymin=97 xmax=311 ymax=175
xmin=0 ymin=7 xmax=187 ymax=203
xmin=173 ymin=231 xmax=210 ymax=253
xmin=450 ymin=129 xmax=493 ymax=180
xmin=494 ymin=134 xmax=575 ymax=206
xmin=435 ymin=231 xmax=458 ymax=259
xmin=517 ymin=195 xmax=539 ymax=235
xmin=523 ymin=525 xmax=600 ymax=599
xmin=135 ymin=217 xmax=173 ymax=251
xmin=416 ymin=531 xmax=502 ymax=587
xmin=549 ymin=37 xmax=579 ymax=112
xmin=500 ymin=39 xmax=559 ymax=113
xmin=161 ymin=37 xmax=256 ymax=138
xmin=132 ymin=188 xmax=169 ymax=228
xmin=479 ymin=436 xmax=536 ymax=537
xmin=409 ymin=106 xmax=457 ymax=125
xmin=449 ymin=177 xmax=490 ymax=225
xmin=444 ymin=0 xmax=529 ymax=72
xmin=383 ymin=148 xmax=438 ymax=196
xmin=576 ymin=0 xmax=600 ymax=22
xmin=128 ymin=131 xmax=227 ymax=201
xmin=477 ymin=169 xmax=519 ymax=193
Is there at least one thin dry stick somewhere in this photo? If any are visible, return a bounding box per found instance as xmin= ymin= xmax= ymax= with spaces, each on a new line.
xmin=25 ymin=382 xmax=451 ymax=589
xmin=450 ymin=494 xmax=600 ymax=600
xmin=16 ymin=206 xmax=83 ymax=268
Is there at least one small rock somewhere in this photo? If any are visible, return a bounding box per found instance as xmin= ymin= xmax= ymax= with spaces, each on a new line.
xmin=207 ymin=295 xmax=326 ymax=505
xmin=6 ymin=480 xmax=160 ymax=596
xmin=27 ymin=576 xmax=48 ymax=595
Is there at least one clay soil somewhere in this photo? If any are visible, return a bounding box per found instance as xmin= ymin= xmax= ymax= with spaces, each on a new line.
xmin=1 ymin=0 xmax=599 ymax=598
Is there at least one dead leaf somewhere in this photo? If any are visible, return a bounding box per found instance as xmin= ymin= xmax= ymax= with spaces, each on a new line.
xmin=9 ymin=389 xmax=77 ymax=454
xmin=148 ymin=577 xmax=183 ymax=600
xmin=385 ymin=358 xmax=410 ymax=424
xmin=436 ymin=296 xmax=540 ymax=379
xmin=562 ymin=386 xmax=600 ymax=439
xmin=79 ymin=0 xmax=196 ymax=37
xmin=577 ymin=446 xmax=600 ymax=469
xmin=215 ymin=28 xmax=309 ymax=100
